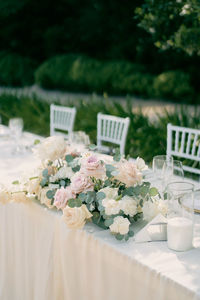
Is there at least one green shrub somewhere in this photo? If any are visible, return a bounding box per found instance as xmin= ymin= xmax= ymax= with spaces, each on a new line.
xmin=35 ymin=54 xmax=154 ymax=97
xmin=0 ymin=93 xmax=50 ymax=136
xmin=0 ymin=52 xmax=36 ymax=86
xmin=35 ymin=54 xmax=79 ymax=90
xmin=153 ymin=71 xmax=194 ymax=101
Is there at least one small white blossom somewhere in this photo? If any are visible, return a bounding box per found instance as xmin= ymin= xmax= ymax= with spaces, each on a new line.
xmin=120 ymin=196 xmax=138 ymax=217
xmin=109 ymin=216 xmax=130 ymax=235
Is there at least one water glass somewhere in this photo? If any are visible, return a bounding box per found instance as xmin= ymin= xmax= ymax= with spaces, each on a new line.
xmin=166 ymin=181 xmax=194 ymax=214
xmin=9 ymin=118 xmax=24 ymax=153
xmin=152 ymin=155 xmax=173 ymax=193
xmin=193 ymin=190 xmax=200 ymax=247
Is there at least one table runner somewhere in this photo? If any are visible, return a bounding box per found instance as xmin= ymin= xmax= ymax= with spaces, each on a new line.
xmin=0 ymin=131 xmax=200 ymax=300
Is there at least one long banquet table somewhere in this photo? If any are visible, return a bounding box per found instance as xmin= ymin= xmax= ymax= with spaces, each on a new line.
xmin=0 ymin=129 xmax=200 ymax=300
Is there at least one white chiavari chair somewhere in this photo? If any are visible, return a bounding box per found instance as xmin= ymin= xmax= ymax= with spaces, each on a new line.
xmin=50 ymin=104 xmax=76 ymax=139
xmin=167 ymin=123 xmax=200 ymax=178
xmin=97 ymin=113 xmax=130 ymax=155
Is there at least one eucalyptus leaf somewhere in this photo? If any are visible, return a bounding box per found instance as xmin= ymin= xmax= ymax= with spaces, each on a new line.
xmin=65 ymin=155 xmax=74 ymax=163
xmin=68 ymin=198 xmax=76 ymax=208
xmin=104 ymin=179 xmax=111 ymax=187
xmin=125 ymin=235 xmax=129 ymax=241
xmin=111 ymin=170 xmax=119 ymax=176
xmin=78 ymin=193 xmax=86 ymax=202
xmin=40 ymin=178 xmax=47 ymax=187
xmin=72 ymin=165 xmax=80 ymax=172
xmin=96 ymin=192 xmax=106 ymax=201
xmin=84 ymin=191 xmax=96 ymax=204
xmin=60 ymin=180 xmax=66 ymax=187
xmin=143 ymin=181 xmax=151 ymax=188
xmin=76 ymin=198 xmax=82 ymax=207
xmin=106 ymin=171 xmax=112 ymax=178
xmin=106 ymin=164 xmax=116 ymax=172
xmin=133 ymin=186 xmax=140 ymax=196
xmin=140 ymin=186 xmax=149 ymax=197
xmin=128 ymin=230 xmax=134 ymax=237
xmin=42 ymin=169 xmax=49 ymax=177
xmin=149 ymin=187 xmax=159 ymax=197
xmin=12 ymin=180 xmax=19 ymax=185
xmin=123 ymin=187 xmax=134 ymax=196
xmin=104 ymin=218 xmax=114 ymax=227
xmin=115 ymin=233 xmax=124 ymax=241
xmin=46 ymin=190 xmax=54 ymax=199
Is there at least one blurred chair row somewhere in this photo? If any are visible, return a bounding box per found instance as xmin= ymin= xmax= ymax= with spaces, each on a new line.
xmin=50 ymin=104 xmax=200 ymax=177
xmin=50 ymin=104 xmax=130 ymax=155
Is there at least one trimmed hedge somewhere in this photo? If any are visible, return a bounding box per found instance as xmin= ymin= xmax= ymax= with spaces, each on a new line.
xmin=153 ymin=71 xmax=194 ymax=100
xmin=35 ymin=54 xmax=196 ymax=102
xmin=0 ymin=52 xmax=36 ymax=87
xmin=35 ymin=54 xmax=155 ymax=97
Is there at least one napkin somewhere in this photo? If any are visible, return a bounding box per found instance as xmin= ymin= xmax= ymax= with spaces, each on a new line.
xmin=135 ymin=214 xmax=167 ymax=243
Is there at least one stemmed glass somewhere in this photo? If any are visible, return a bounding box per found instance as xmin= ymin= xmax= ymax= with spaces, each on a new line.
xmin=9 ymin=118 xmax=24 ymax=154
xmin=172 ymin=160 xmax=184 ymax=179
xmin=152 ymin=155 xmax=173 ymax=194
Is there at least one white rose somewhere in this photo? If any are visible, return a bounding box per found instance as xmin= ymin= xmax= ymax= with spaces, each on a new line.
xmin=40 ymin=187 xmax=53 ymax=209
xmin=157 ymin=200 xmax=169 ymax=217
xmin=109 ymin=216 xmax=130 ymax=235
xmin=0 ymin=189 xmax=11 ymax=204
xmin=99 ymin=187 xmax=118 ymax=199
xmin=120 ymin=196 xmax=138 ymax=217
xmin=50 ymin=166 xmax=74 ymax=182
xmin=62 ymin=204 xmax=92 ymax=229
xmin=102 ymin=198 xmax=121 ymax=216
xmin=142 ymin=199 xmax=168 ymax=222
xmin=114 ymin=160 xmax=142 ymax=187
xmin=34 ymin=136 xmax=66 ymax=161
xmin=11 ymin=191 xmax=27 ymax=203
xmin=135 ymin=157 xmax=148 ymax=172
xmin=26 ymin=178 xmax=41 ymax=195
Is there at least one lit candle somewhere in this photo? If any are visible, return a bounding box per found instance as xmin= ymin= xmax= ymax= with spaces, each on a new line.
xmin=167 ymin=217 xmax=193 ymax=251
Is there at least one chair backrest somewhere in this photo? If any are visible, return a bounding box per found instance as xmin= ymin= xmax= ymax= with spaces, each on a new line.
xmin=50 ymin=104 xmax=76 ymax=138
xmin=167 ymin=123 xmax=200 ymax=175
xmin=97 ymin=113 xmax=130 ymax=155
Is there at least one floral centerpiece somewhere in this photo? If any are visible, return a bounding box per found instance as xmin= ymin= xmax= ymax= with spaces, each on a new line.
xmin=0 ymin=136 xmax=168 ymax=241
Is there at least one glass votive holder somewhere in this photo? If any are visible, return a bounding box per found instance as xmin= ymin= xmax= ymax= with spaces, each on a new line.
xmin=193 ymin=190 xmax=200 ymax=247
xmin=166 ymin=181 xmax=194 ymax=251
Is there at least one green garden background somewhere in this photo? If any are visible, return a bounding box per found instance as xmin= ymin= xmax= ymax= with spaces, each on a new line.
xmin=0 ymin=0 xmax=200 ymax=169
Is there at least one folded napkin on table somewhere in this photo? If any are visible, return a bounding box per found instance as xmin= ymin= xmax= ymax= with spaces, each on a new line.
xmin=135 ymin=214 xmax=167 ymax=243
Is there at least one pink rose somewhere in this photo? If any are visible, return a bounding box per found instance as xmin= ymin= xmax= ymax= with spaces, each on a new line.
xmin=70 ymin=172 xmax=94 ymax=194
xmin=54 ymin=186 xmax=76 ymax=210
xmin=80 ymin=155 xmax=105 ymax=179
xmin=115 ymin=160 xmax=142 ymax=187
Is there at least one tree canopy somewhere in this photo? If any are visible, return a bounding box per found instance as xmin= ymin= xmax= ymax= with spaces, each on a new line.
xmin=135 ymin=0 xmax=200 ymax=56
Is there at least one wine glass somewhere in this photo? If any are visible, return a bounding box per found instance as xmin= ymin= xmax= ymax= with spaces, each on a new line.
xmin=172 ymin=160 xmax=184 ymax=179
xmin=152 ymin=155 xmax=173 ymax=194
xmin=9 ymin=118 xmax=24 ymax=153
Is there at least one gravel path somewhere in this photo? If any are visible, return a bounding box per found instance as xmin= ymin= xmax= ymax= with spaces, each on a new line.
xmin=0 ymin=85 xmax=196 ymax=118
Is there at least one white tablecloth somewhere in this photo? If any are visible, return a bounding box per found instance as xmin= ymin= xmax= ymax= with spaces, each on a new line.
xmin=0 ymin=131 xmax=200 ymax=300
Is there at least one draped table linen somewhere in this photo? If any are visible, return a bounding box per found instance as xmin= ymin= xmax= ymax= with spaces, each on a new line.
xmin=0 ymin=130 xmax=200 ymax=300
